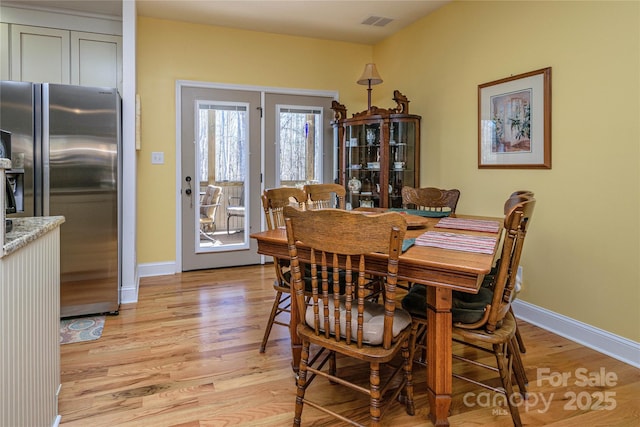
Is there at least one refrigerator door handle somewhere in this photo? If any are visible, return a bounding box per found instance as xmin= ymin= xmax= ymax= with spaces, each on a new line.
xmin=42 ymin=84 xmax=50 ymax=216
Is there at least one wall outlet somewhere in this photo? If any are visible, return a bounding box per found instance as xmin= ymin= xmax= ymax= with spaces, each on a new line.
xmin=515 ymin=265 xmax=523 ymax=292
xmin=151 ymin=152 xmax=164 ymax=164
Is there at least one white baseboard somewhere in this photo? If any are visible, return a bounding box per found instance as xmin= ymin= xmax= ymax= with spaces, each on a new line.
xmin=138 ymin=261 xmax=176 ymax=278
xmin=120 ymin=262 xmax=174 ymax=304
xmin=120 ymin=262 xmax=173 ymax=304
xmin=512 ymin=300 xmax=640 ymax=368
xmin=120 ymin=286 xmax=138 ymax=304
xmin=120 ymin=268 xmax=141 ymax=304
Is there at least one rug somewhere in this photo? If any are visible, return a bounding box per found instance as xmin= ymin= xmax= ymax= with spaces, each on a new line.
xmin=60 ymin=315 xmax=105 ymax=344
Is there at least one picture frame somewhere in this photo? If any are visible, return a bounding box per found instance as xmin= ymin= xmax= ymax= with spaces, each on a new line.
xmin=478 ymin=67 xmax=551 ymax=169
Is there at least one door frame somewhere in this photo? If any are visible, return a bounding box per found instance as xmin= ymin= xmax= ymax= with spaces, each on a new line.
xmin=174 ymin=80 xmax=337 ymax=272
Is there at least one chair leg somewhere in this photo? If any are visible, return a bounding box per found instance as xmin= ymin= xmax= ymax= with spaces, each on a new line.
xmin=510 ymin=337 xmax=529 ymax=391
xmin=510 ymin=307 xmax=527 ymax=353
xmin=494 ymin=343 xmax=523 ymax=427
xmin=260 ymin=290 xmax=285 ymax=353
xmin=401 ymin=336 xmax=416 ymax=416
xmin=227 ymin=214 xmax=231 ymax=234
xmin=293 ymin=341 xmax=311 ymax=426
xmin=514 ymin=322 xmax=527 ymax=353
xmin=410 ymin=321 xmax=427 ymax=366
xmin=369 ymin=362 xmax=382 ymax=427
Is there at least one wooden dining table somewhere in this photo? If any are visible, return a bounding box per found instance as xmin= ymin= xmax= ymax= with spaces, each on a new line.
xmin=250 ymin=210 xmax=503 ymax=427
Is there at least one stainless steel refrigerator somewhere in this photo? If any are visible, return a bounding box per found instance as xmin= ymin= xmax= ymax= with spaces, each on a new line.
xmin=1 ymin=81 xmax=121 ymax=318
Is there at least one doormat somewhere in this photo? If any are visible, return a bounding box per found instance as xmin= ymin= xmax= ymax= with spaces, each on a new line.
xmin=60 ymin=315 xmax=105 ymax=345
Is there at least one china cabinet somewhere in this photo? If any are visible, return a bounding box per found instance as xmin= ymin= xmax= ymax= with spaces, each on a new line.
xmin=332 ymin=90 xmax=421 ymax=209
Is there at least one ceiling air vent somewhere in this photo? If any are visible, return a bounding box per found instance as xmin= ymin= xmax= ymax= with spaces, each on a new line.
xmin=361 ymin=16 xmax=394 ymax=27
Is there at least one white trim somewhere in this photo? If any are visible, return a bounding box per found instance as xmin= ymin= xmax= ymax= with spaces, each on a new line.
xmin=138 ymin=261 xmax=176 ymax=279
xmin=176 ymin=79 xmax=338 ymax=99
xmin=512 ymin=300 xmax=640 ymax=368
xmin=120 ymin=284 xmax=138 ymax=304
xmin=175 ymin=82 xmax=183 ymax=273
xmin=121 ymin=0 xmax=139 ymax=307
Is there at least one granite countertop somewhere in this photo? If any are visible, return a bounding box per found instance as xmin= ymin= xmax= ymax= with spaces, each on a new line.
xmin=3 ymin=216 xmax=65 ymax=257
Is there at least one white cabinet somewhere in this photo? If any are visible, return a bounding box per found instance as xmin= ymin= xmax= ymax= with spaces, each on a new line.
xmin=71 ymin=31 xmax=122 ymax=91
xmin=0 ymin=23 xmax=9 ymax=80
xmin=1 ymin=219 xmax=64 ymax=427
xmin=6 ymin=24 xmax=122 ymax=93
xmin=10 ymin=24 xmax=70 ymax=84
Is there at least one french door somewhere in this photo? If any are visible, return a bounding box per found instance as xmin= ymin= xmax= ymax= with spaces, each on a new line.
xmin=178 ymin=82 xmax=335 ymax=271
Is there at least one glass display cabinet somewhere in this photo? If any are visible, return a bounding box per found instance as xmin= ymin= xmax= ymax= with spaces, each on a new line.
xmin=332 ymin=90 xmax=421 ymax=209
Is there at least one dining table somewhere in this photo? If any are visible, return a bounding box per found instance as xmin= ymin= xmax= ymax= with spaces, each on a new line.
xmin=250 ymin=208 xmax=503 ymax=427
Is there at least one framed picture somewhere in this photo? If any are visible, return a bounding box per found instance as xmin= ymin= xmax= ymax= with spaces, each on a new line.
xmin=478 ymin=67 xmax=551 ymax=169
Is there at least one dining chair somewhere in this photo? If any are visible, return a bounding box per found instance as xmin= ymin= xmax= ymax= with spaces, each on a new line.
xmin=199 ymin=185 xmax=222 ymax=241
xmin=304 ymin=182 xmax=390 ymax=302
xmin=303 ymin=182 xmax=346 ymax=210
xmin=283 ymin=206 xmax=416 ymax=427
xmin=401 ymin=186 xmax=461 ymax=215
xmin=482 ymin=191 xmax=535 ymax=356
xmin=402 ymin=196 xmax=536 ymax=427
xmin=399 ymin=186 xmax=461 ymax=292
xmin=259 ymin=187 xmax=307 ymax=353
xmin=226 ymin=186 xmax=245 ymax=234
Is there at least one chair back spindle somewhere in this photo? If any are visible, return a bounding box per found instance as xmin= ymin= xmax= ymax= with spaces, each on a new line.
xmin=284 ymin=206 xmax=406 ymax=349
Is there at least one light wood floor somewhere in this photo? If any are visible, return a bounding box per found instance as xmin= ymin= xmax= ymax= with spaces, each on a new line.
xmin=59 ymin=265 xmax=640 ymax=426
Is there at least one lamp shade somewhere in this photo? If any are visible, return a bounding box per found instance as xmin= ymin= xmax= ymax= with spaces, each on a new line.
xmin=357 ymin=63 xmax=383 ymax=86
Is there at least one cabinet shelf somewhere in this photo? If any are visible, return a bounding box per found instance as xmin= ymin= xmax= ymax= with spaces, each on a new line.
xmin=332 ymin=91 xmax=421 ymax=209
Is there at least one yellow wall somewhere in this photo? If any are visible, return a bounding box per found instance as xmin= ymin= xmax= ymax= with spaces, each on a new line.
xmin=137 ymin=1 xmax=640 ymax=342
xmin=375 ymin=0 xmax=639 ymax=341
xmin=136 ymin=17 xmax=372 ymax=264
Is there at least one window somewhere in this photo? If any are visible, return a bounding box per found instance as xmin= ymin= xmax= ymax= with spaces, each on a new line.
xmin=278 ymin=106 xmax=323 ymax=186
xmin=197 ymin=102 xmax=247 ymax=183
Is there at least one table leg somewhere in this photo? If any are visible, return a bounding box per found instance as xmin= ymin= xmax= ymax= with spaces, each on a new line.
xmin=426 ymin=286 xmax=452 ymax=426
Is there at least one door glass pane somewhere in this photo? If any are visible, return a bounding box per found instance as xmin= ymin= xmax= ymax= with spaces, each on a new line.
xmin=196 ymin=101 xmax=248 ymax=252
xmin=277 ymin=106 xmax=323 ymax=187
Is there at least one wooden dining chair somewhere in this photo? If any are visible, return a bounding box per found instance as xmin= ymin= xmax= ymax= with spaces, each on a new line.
xmin=484 ymin=191 xmax=535 ymax=356
xmin=283 ymin=206 xmax=416 ymax=427
xmin=258 ymin=187 xmax=307 ymax=353
xmin=303 ymin=183 xmax=346 ymax=210
xmin=399 ymin=186 xmax=461 ymax=291
xmin=402 ymin=196 xmax=535 ymax=426
xmin=304 ymin=182 xmax=390 ymax=301
xmin=401 ymin=186 xmax=461 ymax=215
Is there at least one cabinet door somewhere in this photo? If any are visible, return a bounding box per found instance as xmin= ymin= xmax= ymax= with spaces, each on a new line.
xmin=1 ymin=23 xmax=9 ymax=80
xmin=388 ymin=119 xmax=418 ymax=208
xmin=344 ymin=122 xmax=383 ymax=209
xmin=71 ymin=32 xmax=122 ymax=93
xmin=10 ymin=25 xmax=70 ymax=83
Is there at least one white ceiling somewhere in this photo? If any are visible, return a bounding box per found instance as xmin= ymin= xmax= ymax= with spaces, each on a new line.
xmin=4 ymin=0 xmax=449 ymax=44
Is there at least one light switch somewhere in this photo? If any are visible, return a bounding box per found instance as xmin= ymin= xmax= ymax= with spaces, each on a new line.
xmin=151 ymin=152 xmax=164 ymax=164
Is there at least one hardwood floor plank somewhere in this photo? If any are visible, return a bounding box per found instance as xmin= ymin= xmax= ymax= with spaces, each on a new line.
xmin=59 ymin=265 xmax=640 ymax=426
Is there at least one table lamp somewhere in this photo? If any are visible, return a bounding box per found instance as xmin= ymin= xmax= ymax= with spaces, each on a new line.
xmin=357 ymin=63 xmax=383 ymax=111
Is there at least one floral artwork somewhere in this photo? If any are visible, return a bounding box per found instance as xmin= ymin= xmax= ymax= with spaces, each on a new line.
xmin=490 ymin=89 xmax=531 ymax=153
xmin=478 ymin=67 xmax=551 ymax=169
